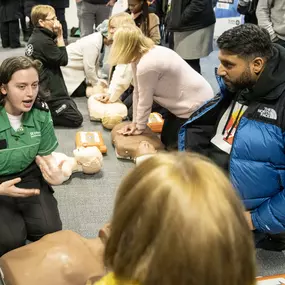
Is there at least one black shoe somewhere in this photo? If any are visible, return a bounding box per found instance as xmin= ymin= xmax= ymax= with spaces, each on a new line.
xmin=256 ymin=233 xmax=285 ymax=251
xmin=10 ymin=44 xmax=25 ymax=49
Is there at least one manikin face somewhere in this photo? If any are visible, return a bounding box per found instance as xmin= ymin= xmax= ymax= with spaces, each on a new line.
xmin=217 ymin=49 xmax=263 ymax=92
xmin=1 ymin=68 xmax=39 ymax=116
xmin=39 ymin=11 xmax=57 ymax=32
xmin=73 ymin=147 xmax=102 ymax=162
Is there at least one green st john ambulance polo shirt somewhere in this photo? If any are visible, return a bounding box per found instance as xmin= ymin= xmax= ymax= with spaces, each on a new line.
xmin=0 ymin=105 xmax=58 ymax=176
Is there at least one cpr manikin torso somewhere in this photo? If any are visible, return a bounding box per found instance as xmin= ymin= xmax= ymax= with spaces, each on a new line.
xmin=111 ymin=122 xmax=164 ymax=160
xmin=0 ymin=230 xmax=107 ymax=285
xmin=87 ymin=94 xmax=128 ymax=129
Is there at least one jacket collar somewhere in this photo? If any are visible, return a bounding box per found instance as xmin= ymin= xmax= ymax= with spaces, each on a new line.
xmin=35 ymin=26 xmax=57 ymax=40
xmin=22 ymin=110 xmax=35 ymax=127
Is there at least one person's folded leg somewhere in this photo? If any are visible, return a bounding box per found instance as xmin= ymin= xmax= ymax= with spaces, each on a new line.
xmin=0 ymin=196 xmax=27 ymax=256
xmin=16 ymin=181 xmax=62 ymax=242
xmin=47 ymin=97 xmax=83 ymax=128
xmin=161 ymin=112 xmax=187 ymax=150
xmin=254 ymin=230 xmax=285 ymax=251
xmin=71 ymin=81 xmax=87 ymax=97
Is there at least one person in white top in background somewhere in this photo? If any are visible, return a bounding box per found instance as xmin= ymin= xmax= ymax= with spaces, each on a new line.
xmin=98 ymin=12 xmax=136 ymax=103
xmin=61 ymin=19 xmax=112 ymax=97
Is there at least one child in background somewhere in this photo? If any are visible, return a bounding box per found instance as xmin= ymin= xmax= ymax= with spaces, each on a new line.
xmin=88 ymin=152 xmax=256 ymax=285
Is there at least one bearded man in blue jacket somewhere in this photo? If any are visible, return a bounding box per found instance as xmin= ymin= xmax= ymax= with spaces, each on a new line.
xmin=179 ymin=24 xmax=285 ymax=251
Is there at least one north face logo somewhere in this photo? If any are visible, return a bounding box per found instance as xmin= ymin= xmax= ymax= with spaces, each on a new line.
xmin=257 ymin=107 xmax=277 ymax=120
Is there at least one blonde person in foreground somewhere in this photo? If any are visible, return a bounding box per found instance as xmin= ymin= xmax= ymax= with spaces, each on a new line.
xmin=110 ymin=25 xmax=214 ymax=149
xmin=86 ymin=152 xmax=256 ymax=285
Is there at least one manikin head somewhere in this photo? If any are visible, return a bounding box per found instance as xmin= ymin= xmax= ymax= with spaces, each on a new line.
xmin=102 ymin=115 xmax=123 ymax=130
xmin=217 ymin=24 xmax=273 ymax=92
xmin=73 ymin=146 xmax=103 ymax=174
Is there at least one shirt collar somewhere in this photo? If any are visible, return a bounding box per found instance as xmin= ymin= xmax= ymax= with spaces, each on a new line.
xmin=0 ymin=106 xmax=35 ymax=132
xmin=22 ymin=109 xmax=35 ymax=127
xmin=0 ymin=106 xmax=10 ymax=132
xmin=36 ymin=26 xmax=57 ymax=40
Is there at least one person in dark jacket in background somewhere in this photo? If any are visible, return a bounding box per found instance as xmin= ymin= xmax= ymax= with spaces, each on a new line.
xmin=168 ymin=0 xmax=216 ymax=74
xmin=26 ymin=5 xmax=83 ymax=128
xmin=49 ymin=0 xmax=69 ymax=43
xmin=22 ymin=0 xmax=53 ymax=40
xmin=179 ymin=24 xmax=285 ymax=251
xmin=81 ymin=0 xmax=116 ymax=37
xmin=0 ymin=0 xmax=22 ymax=48
xmin=237 ymin=0 xmax=258 ymax=24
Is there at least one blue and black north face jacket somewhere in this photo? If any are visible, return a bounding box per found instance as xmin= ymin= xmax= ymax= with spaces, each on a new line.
xmin=178 ymin=44 xmax=285 ymax=234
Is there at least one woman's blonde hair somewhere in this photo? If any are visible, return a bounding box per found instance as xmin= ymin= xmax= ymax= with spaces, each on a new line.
xmin=31 ymin=5 xmax=55 ymax=26
xmin=108 ymin=12 xmax=135 ymax=40
xmin=108 ymin=25 xmax=154 ymax=66
xmin=105 ymin=153 xmax=256 ymax=285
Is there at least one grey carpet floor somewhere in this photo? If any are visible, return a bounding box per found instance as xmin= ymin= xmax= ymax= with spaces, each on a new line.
xmin=0 ymin=44 xmax=284 ymax=276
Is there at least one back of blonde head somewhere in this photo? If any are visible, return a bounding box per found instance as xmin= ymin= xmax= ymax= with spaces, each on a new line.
xmin=105 ymin=153 xmax=256 ymax=285
xmin=108 ymin=25 xmax=154 ymax=66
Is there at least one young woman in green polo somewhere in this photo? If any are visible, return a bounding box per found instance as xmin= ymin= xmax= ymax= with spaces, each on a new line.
xmin=0 ymin=56 xmax=65 ymax=256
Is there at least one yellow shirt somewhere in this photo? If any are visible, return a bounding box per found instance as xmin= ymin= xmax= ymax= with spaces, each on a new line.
xmin=88 ymin=272 xmax=139 ymax=285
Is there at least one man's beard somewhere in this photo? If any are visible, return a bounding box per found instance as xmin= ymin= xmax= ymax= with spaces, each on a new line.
xmin=223 ymin=67 xmax=256 ymax=92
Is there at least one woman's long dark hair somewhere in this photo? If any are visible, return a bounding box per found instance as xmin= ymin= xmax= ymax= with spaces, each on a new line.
xmin=141 ymin=0 xmax=150 ymax=37
xmin=0 ymin=56 xmax=42 ymax=106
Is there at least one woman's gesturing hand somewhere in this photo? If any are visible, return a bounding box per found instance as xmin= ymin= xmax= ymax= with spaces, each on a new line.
xmin=0 ymin=178 xmax=40 ymax=198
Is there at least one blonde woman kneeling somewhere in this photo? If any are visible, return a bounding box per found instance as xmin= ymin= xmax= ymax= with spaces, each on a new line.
xmin=88 ymin=153 xmax=256 ymax=285
xmin=110 ymin=25 xmax=214 ymax=149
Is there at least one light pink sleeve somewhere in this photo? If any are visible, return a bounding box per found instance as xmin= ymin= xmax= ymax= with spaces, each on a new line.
xmin=131 ymin=63 xmax=138 ymax=124
xmin=135 ymin=69 xmax=159 ymax=131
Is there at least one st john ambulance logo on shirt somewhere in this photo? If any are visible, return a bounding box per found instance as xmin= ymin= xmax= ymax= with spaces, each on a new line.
xmin=30 ymin=131 xmax=41 ymax=138
xmin=25 ymin=44 xmax=34 ymax=57
xmin=257 ymin=107 xmax=277 ymax=120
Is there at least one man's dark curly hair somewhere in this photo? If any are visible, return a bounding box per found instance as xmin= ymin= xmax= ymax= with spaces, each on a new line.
xmin=217 ymin=24 xmax=273 ymax=60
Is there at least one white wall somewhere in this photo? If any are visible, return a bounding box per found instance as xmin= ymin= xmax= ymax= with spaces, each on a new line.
xmin=66 ymin=1 xmax=78 ymax=28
